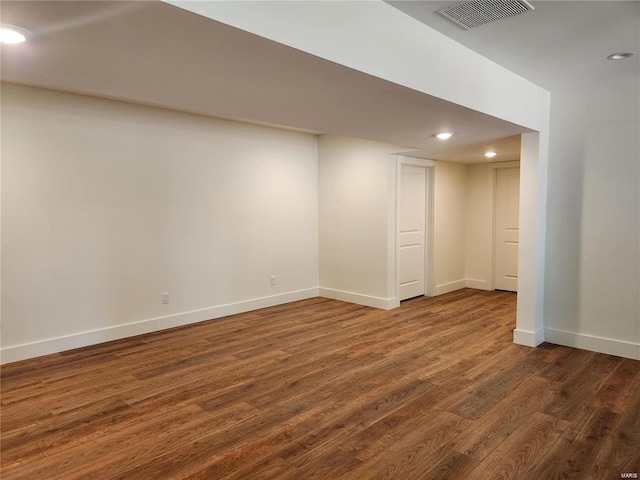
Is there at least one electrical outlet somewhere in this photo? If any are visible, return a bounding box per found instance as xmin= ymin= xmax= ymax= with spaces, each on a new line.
xmin=161 ymin=292 xmax=170 ymax=304
xmin=270 ymin=276 xmax=276 ymax=286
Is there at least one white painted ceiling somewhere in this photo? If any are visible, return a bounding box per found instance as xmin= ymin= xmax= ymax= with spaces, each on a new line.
xmin=388 ymin=0 xmax=639 ymax=92
xmin=2 ymin=1 xmax=637 ymax=163
xmin=405 ymin=134 xmax=522 ymax=163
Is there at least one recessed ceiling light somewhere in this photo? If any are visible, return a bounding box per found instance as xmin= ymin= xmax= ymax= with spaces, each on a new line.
xmin=607 ymin=51 xmax=637 ymax=61
xmin=485 ymin=151 xmax=497 ymax=158
xmin=434 ymin=132 xmax=454 ymax=140
xmin=0 ymin=25 xmax=32 ymax=44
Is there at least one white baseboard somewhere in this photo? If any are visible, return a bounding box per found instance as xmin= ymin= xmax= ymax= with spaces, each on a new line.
xmin=319 ymin=288 xmax=398 ymax=310
xmin=465 ymin=278 xmax=491 ymax=290
xmin=0 ymin=288 xmax=319 ymax=364
xmin=545 ymin=328 xmax=640 ymax=361
xmin=513 ymin=327 xmax=545 ymax=347
xmin=433 ymin=279 xmax=466 ymax=296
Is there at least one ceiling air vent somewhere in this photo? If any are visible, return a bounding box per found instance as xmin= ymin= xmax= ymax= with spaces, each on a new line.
xmin=437 ymin=0 xmax=535 ymax=29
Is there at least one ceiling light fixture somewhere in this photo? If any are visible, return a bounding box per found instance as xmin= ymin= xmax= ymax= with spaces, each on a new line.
xmin=0 ymin=25 xmax=32 ymax=44
xmin=607 ymin=51 xmax=637 ymax=61
xmin=485 ymin=151 xmax=497 ymax=158
xmin=434 ymin=132 xmax=454 ymax=140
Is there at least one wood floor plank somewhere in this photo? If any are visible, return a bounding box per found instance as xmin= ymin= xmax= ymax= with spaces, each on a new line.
xmin=447 ymin=374 xmax=556 ymax=459
xmin=1 ymin=397 xmax=131 ymax=464
xmin=542 ymin=353 xmax=622 ymax=422
xmin=593 ymin=358 xmax=640 ymax=414
xmin=416 ymin=445 xmax=478 ymax=480
xmin=2 ymin=289 xmax=638 ymax=479
xmin=524 ymin=407 xmax=622 ymax=479
xmin=65 ymin=401 xmax=263 ymax=480
xmin=337 ymin=410 xmax=470 ymax=480
xmin=2 ymin=404 xmax=208 ymax=480
xmin=468 ymin=411 xmax=570 ymax=479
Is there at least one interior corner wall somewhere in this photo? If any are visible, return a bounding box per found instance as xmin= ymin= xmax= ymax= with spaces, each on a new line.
xmin=317 ymin=135 xmax=401 ymax=309
xmin=1 ymin=83 xmax=319 ymax=363
xmin=432 ymin=161 xmax=468 ymax=295
xmin=543 ymin=76 xmax=640 ymax=360
xmin=165 ymin=0 xmax=551 ymax=355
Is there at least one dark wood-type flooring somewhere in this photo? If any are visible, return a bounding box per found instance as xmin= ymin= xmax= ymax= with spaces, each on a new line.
xmin=2 ymin=289 xmax=639 ymax=479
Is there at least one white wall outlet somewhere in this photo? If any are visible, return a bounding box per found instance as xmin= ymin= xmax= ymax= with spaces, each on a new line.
xmin=270 ymin=276 xmax=276 ymax=286
xmin=161 ymin=292 xmax=170 ymax=304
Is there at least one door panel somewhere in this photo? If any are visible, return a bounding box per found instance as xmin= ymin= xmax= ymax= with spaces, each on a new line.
xmin=494 ymin=167 xmax=520 ymax=292
xmin=399 ymin=165 xmax=426 ymax=300
xmin=506 ymin=241 xmax=519 ymax=278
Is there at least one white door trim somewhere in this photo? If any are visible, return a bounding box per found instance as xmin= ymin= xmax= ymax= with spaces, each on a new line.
xmin=395 ymin=155 xmax=435 ymax=302
xmin=488 ymin=160 xmax=521 ymax=291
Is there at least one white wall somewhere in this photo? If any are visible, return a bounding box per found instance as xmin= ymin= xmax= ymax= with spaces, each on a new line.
xmin=1 ymin=84 xmax=319 ymax=363
xmin=465 ymin=164 xmax=492 ymax=290
xmin=5 ymin=4 xmax=637 ymax=363
xmin=318 ymin=135 xmax=401 ymax=309
xmin=433 ymin=161 xmax=468 ymax=295
xmin=318 ymin=139 xmax=492 ymax=308
xmin=544 ymin=75 xmax=640 ymax=359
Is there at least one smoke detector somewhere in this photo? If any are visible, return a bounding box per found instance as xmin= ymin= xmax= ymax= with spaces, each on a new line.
xmin=437 ymin=0 xmax=535 ymax=30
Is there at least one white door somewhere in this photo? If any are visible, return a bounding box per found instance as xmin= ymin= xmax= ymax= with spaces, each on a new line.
xmin=399 ymin=165 xmax=426 ymax=300
xmin=494 ymin=167 xmax=520 ymax=292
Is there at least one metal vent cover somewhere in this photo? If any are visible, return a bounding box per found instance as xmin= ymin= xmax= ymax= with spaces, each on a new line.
xmin=437 ymin=0 xmax=534 ymax=29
